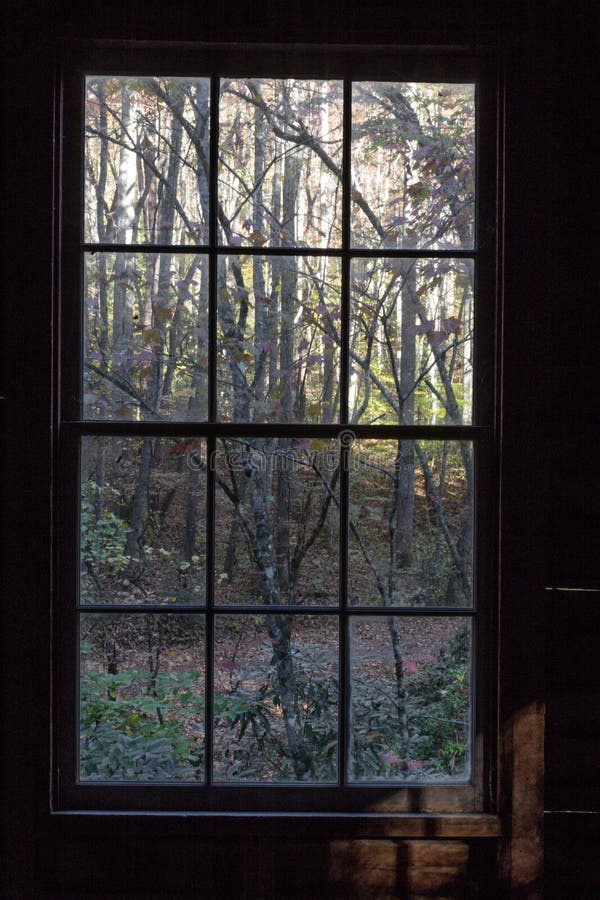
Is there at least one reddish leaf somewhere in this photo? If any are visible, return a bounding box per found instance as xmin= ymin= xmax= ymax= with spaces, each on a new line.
xmin=170 ymin=438 xmax=200 ymax=458
xmin=380 ymin=751 xmax=401 ymax=766
xmin=428 ymin=331 xmax=446 ymax=349
xmin=407 ymin=320 xmax=434 ymax=336
xmin=443 ymin=316 xmax=461 ymax=334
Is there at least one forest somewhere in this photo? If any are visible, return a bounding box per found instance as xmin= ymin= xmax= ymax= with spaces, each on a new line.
xmin=78 ymin=74 xmax=476 ymax=784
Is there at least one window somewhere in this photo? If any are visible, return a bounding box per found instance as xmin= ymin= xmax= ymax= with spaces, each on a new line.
xmin=56 ymin=44 xmax=497 ymax=813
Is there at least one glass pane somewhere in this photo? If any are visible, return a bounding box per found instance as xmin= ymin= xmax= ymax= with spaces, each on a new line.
xmin=214 ymin=438 xmax=339 ymax=606
xmin=348 ymin=440 xmax=473 ymax=607
xmin=213 ymin=614 xmax=338 ymax=782
xmin=80 ymin=613 xmax=205 ymax=781
xmin=85 ymin=76 xmax=210 ymax=245
xmin=349 ymin=616 xmax=471 ymax=782
xmin=80 ymin=437 xmax=207 ymax=605
xmin=350 ymin=258 xmax=473 ymax=425
xmin=83 ymin=252 xmax=209 ymax=421
xmin=218 ymin=79 xmax=343 ymax=248
xmin=351 ymin=82 xmax=475 ymax=249
xmin=217 ymin=255 xmax=341 ymax=423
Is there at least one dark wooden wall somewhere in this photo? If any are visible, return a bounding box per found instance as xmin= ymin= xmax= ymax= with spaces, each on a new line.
xmin=1 ymin=1 xmax=597 ymax=896
xmin=526 ymin=5 xmax=599 ymax=895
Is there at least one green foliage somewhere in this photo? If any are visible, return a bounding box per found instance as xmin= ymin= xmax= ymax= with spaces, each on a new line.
xmin=80 ymin=631 xmax=469 ymax=783
xmin=293 ymin=645 xmax=339 ymax=777
xmin=80 ymin=665 xmax=204 ymax=781
xmin=214 ymin=643 xmax=338 ymax=781
xmin=80 ymin=482 xmax=129 ymax=601
xmin=80 ymin=728 xmax=194 ymax=781
xmin=410 ymin=631 xmax=470 ymax=775
xmin=351 ymin=629 xmax=469 ymax=780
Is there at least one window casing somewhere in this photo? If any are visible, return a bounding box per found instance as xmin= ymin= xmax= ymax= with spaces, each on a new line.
xmin=55 ymin=43 xmax=499 ymax=814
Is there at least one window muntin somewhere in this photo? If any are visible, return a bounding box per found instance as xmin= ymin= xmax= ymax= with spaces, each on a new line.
xmin=58 ymin=50 xmax=494 ymax=812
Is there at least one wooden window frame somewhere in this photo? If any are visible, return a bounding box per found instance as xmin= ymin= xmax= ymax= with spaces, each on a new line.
xmin=53 ymin=40 xmax=501 ymax=823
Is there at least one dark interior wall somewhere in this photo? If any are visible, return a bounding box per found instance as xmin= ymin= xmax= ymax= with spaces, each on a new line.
xmin=1 ymin=1 xmax=596 ymax=896
xmin=55 ymin=0 xmax=497 ymax=43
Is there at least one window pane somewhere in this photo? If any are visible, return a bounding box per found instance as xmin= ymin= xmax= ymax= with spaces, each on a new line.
xmin=349 ymin=616 xmax=471 ymax=782
xmin=83 ymin=252 xmax=209 ymax=421
xmin=213 ymin=614 xmax=338 ymax=782
xmin=218 ymin=79 xmax=343 ymax=248
xmin=72 ymin=67 xmax=484 ymax=805
xmin=214 ymin=437 xmax=340 ymax=606
xmin=79 ymin=613 xmax=205 ymax=781
xmin=80 ymin=437 xmax=207 ymax=605
xmin=85 ymin=76 xmax=210 ymax=245
xmin=351 ymin=82 xmax=475 ymax=249
xmin=217 ymin=255 xmax=341 ymax=423
xmin=348 ymin=440 xmax=473 ymax=607
xmin=350 ymin=258 xmax=473 ymax=425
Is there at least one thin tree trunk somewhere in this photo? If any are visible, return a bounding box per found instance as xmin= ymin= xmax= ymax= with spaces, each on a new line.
xmin=274 ymin=152 xmax=301 ymax=591
xmin=393 ymin=264 xmax=417 ymax=586
xmin=387 ymin=617 xmax=410 ymax=762
xmin=224 ymin=92 xmax=267 ymax=575
xmin=125 ymin=87 xmax=184 ymax=569
xmin=111 ymin=86 xmax=136 ymax=413
xmin=125 ymin=438 xmax=154 ymax=566
xmin=445 ymin=440 xmax=473 ymax=604
xmin=91 ymin=84 xmax=110 ymax=510
xmin=252 ymin=81 xmax=267 ymax=415
xmin=185 ymin=260 xmax=210 ymax=568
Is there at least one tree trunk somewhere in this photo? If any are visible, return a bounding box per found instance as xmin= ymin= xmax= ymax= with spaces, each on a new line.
xmin=191 ymin=80 xmax=211 ymax=229
xmin=153 ymin=84 xmax=184 ymax=408
xmin=111 ymin=85 xmax=137 ymax=413
xmin=223 ymin=93 xmax=268 ymax=576
xmin=90 ymin=85 xmax=110 ymax=503
xmin=445 ymin=440 xmax=473 ymax=604
xmin=387 ymin=617 xmax=410 ymax=761
xmin=393 ymin=264 xmax=417 ymax=591
xmin=274 ymin=152 xmax=301 ymax=591
xmin=267 ymin=613 xmax=312 ymax=779
xmin=246 ymin=450 xmax=312 ymax=779
xmin=185 ymin=260 xmax=210 ymax=569
xmin=125 ymin=438 xmax=154 ymax=567
xmin=252 ymin=81 xmax=267 ymax=416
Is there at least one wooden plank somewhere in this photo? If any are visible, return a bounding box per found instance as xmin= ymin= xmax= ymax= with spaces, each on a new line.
xmin=545 ymin=813 xmax=600 ymax=899
xmin=275 ymin=839 xmax=471 ymax=898
xmin=545 ymin=689 xmax=600 ymax=735
xmin=545 ymin=736 xmax=600 ymax=784
xmin=241 ymin=835 xmax=275 ymax=900
xmin=38 ymin=838 xmax=239 ymax=897
xmin=545 ymin=783 xmax=600 ymax=812
xmin=545 ymin=530 xmax=600 ymax=589
xmin=545 ymin=595 xmax=600 ymax=694
xmin=545 ymin=592 xmax=600 ymax=814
